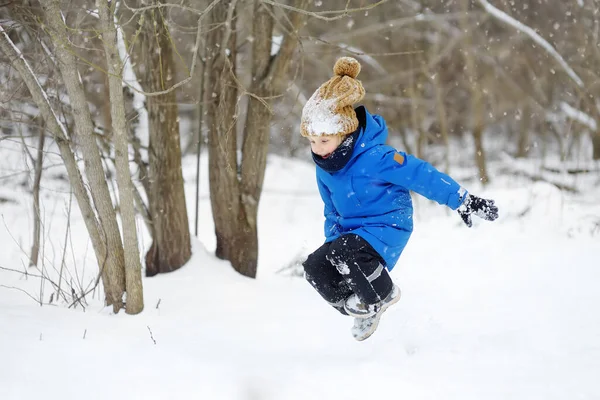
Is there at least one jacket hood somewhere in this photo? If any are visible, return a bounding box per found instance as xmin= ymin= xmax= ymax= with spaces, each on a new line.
xmin=350 ymin=106 xmax=389 ymax=160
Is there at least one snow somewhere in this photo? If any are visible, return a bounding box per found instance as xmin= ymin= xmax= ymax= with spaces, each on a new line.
xmin=301 ymin=95 xmax=344 ymax=135
xmin=271 ymin=35 xmax=283 ymax=56
xmin=1 ymin=136 xmax=600 ymax=399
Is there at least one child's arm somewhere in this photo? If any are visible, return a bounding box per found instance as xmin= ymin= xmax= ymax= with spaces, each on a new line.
xmin=316 ymin=176 xmax=341 ymax=242
xmin=378 ymin=151 xmax=498 ymax=226
xmin=379 ymin=151 xmax=466 ymax=209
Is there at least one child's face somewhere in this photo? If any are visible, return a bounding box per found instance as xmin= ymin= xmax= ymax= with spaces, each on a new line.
xmin=308 ymin=135 xmax=344 ymax=159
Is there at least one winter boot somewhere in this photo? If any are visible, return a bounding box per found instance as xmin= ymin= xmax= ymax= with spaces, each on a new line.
xmin=344 ymin=284 xmax=401 ymax=319
xmin=351 ymin=314 xmax=380 ymax=341
xmin=349 ymin=285 xmax=401 ymax=341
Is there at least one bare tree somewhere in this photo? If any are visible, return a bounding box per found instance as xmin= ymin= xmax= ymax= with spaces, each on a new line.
xmin=205 ymin=0 xmax=241 ymax=271
xmin=205 ymin=0 xmax=308 ymax=278
xmin=38 ymin=0 xmax=128 ymax=310
xmin=0 ymin=1 xmax=149 ymax=314
xmin=127 ymin=0 xmax=192 ymax=277
xmin=97 ymin=0 xmax=144 ymax=314
xmin=0 ymin=23 xmax=115 ymax=308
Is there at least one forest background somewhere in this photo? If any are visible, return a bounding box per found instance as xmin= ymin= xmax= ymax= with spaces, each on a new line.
xmin=1 ymin=0 xmax=599 ymax=312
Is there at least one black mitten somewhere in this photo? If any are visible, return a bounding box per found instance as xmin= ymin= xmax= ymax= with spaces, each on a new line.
xmin=457 ymin=194 xmax=499 ymax=228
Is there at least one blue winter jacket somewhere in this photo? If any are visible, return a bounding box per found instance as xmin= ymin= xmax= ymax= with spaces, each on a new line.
xmin=315 ymin=107 xmax=467 ymax=270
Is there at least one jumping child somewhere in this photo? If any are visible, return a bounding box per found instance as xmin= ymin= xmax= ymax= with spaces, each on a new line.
xmin=301 ymin=57 xmax=499 ymax=341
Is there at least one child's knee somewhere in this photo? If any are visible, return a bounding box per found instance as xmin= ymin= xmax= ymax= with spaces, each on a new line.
xmin=302 ymin=252 xmax=321 ymax=276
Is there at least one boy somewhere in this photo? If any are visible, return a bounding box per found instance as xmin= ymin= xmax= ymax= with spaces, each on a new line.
xmin=301 ymin=57 xmax=499 ymax=341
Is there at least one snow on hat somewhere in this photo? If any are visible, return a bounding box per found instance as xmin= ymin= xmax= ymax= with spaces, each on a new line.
xmin=300 ymin=57 xmax=365 ymax=137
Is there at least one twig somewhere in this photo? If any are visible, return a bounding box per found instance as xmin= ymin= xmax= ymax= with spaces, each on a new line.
xmin=322 ymin=11 xmax=483 ymax=43
xmin=0 ymin=217 xmax=72 ymax=302
xmin=121 ymin=0 xmax=221 ymax=17
xmin=147 ymin=326 xmax=157 ymax=344
xmin=57 ymin=191 xmax=73 ymax=303
xmin=542 ymin=166 xmax=596 ymax=175
xmin=0 ymin=284 xmax=41 ymax=303
xmin=497 ymin=167 xmax=579 ymax=193
xmin=260 ymin=0 xmax=389 ymax=21
xmin=0 ymin=265 xmax=41 ymax=279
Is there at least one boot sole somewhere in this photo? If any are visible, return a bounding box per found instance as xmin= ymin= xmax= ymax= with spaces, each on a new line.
xmin=352 ymin=288 xmax=401 ymax=341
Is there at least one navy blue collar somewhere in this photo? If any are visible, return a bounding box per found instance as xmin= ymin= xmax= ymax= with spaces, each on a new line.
xmin=312 ymin=127 xmax=361 ymax=173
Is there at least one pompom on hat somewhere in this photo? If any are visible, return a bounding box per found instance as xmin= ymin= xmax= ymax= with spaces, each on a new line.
xmin=300 ymin=57 xmax=365 ymax=137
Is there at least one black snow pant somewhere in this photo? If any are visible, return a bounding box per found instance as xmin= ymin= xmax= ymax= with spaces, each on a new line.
xmin=302 ymin=234 xmax=394 ymax=316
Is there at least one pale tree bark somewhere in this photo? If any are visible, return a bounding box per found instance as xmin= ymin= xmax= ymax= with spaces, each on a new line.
xmin=39 ymin=0 xmax=126 ymax=310
xmin=205 ymin=0 xmax=308 ymax=278
xmin=0 ymin=23 xmax=111 ymax=307
xmin=97 ymin=0 xmax=144 ymax=314
xmin=130 ymin=0 xmax=191 ymax=277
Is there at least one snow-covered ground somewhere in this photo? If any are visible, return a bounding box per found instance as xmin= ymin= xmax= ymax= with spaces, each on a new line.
xmin=1 ymin=137 xmax=600 ymax=400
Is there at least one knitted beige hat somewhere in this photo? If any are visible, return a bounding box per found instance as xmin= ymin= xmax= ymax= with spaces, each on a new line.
xmin=300 ymin=57 xmax=365 ymax=137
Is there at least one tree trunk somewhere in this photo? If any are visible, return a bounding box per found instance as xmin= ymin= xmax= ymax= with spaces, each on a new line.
xmin=516 ymin=104 xmax=531 ymax=158
xmin=205 ymin=0 xmax=242 ymax=269
xmin=204 ymin=0 xmax=308 ymax=278
xmin=30 ymin=123 xmax=45 ymax=267
xmin=473 ymin=117 xmax=489 ymax=184
xmin=97 ymin=0 xmax=144 ymax=314
xmin=235 ymin=1 xmax=276 ymax=277
xmin=240 ymin=0 xmax=310 ymax=229
xmin=40 ymin=0 xmax=126 ymax=311
xmin=593 ymin=131 xmax=600 ymax=160
xmin=471 ymin=82 xmax=489 ymax=183
xmin=132 ymin=0 xmax=191 ymax=276
xmin=461 ymin=0 xmax=489 ymax=184
xmin=433 ymin=73 xmax=450 ymax=172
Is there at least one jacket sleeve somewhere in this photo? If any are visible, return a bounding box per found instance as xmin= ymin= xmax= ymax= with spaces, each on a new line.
xmin=316 ymin=175 xmax=341 ymax=242
xmin=378 ymin=151 xmax=468 ymax=210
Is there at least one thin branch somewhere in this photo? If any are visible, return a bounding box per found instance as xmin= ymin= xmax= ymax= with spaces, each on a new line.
xmin=260 ymin=0 xmax=389 ymax=21
xmin=218 ymin=0 xmax=238 ymax=60
xmin=56 ymin=190 xmax=73 ymax=302
xmin=120 ymin=3 xmax=204 ymax=97
xmin=121 ymin=0 xmax=222 ymax=16
xmin=0 ymin=285 xmax=41 ymax=304
xmin=322 ymin=11 xmax=484 ymax=43
xmin=68 ymin=270 xmax=102 ymax=309
xmin=476 ymin=0 xmax=584 ymax=87
xmin=0 ymin=265 xmax=45 ymax=279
